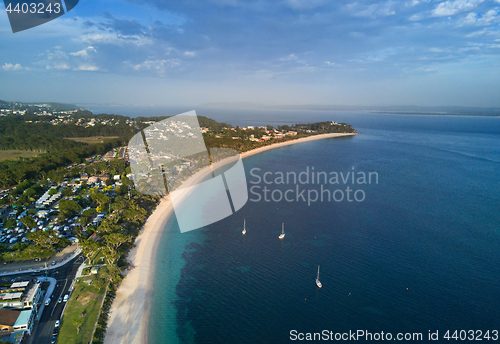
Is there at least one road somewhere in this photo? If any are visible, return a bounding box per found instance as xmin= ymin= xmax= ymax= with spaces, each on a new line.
xmin=0 ymin=254 xmax=85 ymax=344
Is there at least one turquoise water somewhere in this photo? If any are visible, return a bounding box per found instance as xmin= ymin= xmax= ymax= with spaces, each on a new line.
xmin=149 ymin=112 xmax=500 ymax=343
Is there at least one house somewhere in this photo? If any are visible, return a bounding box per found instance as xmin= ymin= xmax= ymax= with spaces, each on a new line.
xmin=0 ymin=309 xmax=21 ymax=334
xmin=0 ymin=207 xmax=8 ymax=218
xmin=90 ymin=266 xmax=100 ymax=275
xmin=12 ymin=309 xmax=35 ymax=334
xmin=99 ymin=174 xmax=111 ymax=182
xmin=0 ymin=281 xmax=42 ymax=311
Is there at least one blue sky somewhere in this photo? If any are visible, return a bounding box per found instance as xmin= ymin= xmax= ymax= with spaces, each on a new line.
xmin=1 ymin=0 xmax=500 ymax=107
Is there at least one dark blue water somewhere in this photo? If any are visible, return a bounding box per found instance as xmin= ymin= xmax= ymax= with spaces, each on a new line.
xmin=149 ymin=111 xmax=500 ymax=343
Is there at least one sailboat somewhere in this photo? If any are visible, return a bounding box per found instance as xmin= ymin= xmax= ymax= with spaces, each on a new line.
xmin=316 ymin=265 xmax=322 ymax=288
xmin=279 ymin=223 xmax=285 ymax=239
xmin=242 ymin=219 xmax=246 ymax=235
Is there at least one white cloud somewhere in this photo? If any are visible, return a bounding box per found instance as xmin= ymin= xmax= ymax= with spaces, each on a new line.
xmin=46 ymin=63 xmax=70 ymax=70
xmin=70 ymin=46 xmax=97 ymax=58
xmin=74 ymin=64 xmax=99 ymax=71
xmin=432 ymin=0 xmax=484 ymax=17
xmin=460 ymin=8 xmax=500 ymax=25
xmin=40 ymin=47 xmax=99 ymax=71
xmin=428 ymin=47 xmax=447 ymax=52
xmin=346 ymin=1 xmax=397 ymax=18
xmin=279 ymin=53 xmax=298 ymax=62
xmin=130 ymin=59 xmax=181 ymax=76
xmin=43 ymin=49 xmax=70 ymax=70
xmin=285 ymin=0 xmax=327 ymax=10
xmin=81 ymin=33 xmax=152 ymax=47
xmin=184 ymin=51 xmax=196 ymax=57
xmin=2 ymin=63 xmax=23 ymax=71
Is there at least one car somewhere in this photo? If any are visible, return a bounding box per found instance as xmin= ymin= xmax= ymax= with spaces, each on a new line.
xmin=51 ymin=336 xmax=56 ymax=343
xmin=45 ymin=298 xmax=51 ymax=306
xmin=63 ymin=294 xmax=69 ymax=302
xmin=53 ymin=328 xmax=58 ymax=336
xmin=58 ymin=297 xmax=62 ymax=303
xmin=54 ymin=320 xmax=60 ymax=327
xmin=52 ymin=261 xmax=56 ymax=265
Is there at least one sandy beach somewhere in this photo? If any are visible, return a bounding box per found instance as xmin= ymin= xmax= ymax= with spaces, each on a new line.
xmin=104 ymin=132 xmax=356 ymax=344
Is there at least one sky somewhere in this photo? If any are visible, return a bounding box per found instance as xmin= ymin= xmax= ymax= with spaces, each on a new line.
xmin=1 ymin=0 xmax=500 ymax=107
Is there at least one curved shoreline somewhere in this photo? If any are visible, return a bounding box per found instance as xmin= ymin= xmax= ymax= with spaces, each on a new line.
xmin=104 ymin=132 xmax=357 ymax=344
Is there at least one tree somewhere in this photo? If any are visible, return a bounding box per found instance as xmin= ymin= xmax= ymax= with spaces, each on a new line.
xmin=121 ymin=175 xmax=130 ymax=187
xmin=92 ymin=277 xmax=107 ymax=291
xmin=61 ymin=186 xmax=73 ymax=197
xmin=58 ymin=200 xmax=82 ymax=220
xmin=122 ymin=200 xmax=147 ymax=225
xmin=26 ymin=230 xmax=62 ymax=250
xmin=104 ymin=233 xmax=131 ymax=257
xmin=97 ymin=218 xmax=120 ymax=234
xmin=4 ymin=219 xmax=16 ymax=229
xmin=20 ymin=215 xmax=36 ymax=229
xmin=80 ymin=239 xmax=100 ymax=260
xmin=91 ymin=192 xmax=110 ymax=207
xmin=99 ymin=265 xmax=122 ymax=285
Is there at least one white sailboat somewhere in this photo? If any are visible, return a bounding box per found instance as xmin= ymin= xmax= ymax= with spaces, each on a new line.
xmin=242 ymin=219 xmax=246 ymax=235
xmin=316 ymin=265 xmax=322 ymax=288
xmin=279 ymin=223 xmax=285 ymax=239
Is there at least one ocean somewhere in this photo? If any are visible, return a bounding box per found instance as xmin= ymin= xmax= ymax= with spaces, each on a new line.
xmin=138 ymin=109 xmax=500 ymax=343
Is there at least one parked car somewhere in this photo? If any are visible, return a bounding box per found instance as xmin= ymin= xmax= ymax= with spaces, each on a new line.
xmin=54 ymin=320 xmax=60 ymax=327
xmin=63 ymin=294 xmax=69 ymax=302
xmin=51 ymin=336 xmax=56 ymax=343
xmin=45 ymin=298 xmax=51 ymax=306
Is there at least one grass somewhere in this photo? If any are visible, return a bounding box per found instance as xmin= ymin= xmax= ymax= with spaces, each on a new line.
xmin=0 ymin=149 xmax=45 ymax=161
xmin=56 ymin=276 xmax=106 ymax=344
xmin=88 ymin=248 xmax=106 ymax=266
xmin=64 ymin=136 xmax=119 ymax=144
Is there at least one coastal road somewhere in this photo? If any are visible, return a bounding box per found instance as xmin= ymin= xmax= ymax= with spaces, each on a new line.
xmin=0 ymin=254 xmax=84 ymax=344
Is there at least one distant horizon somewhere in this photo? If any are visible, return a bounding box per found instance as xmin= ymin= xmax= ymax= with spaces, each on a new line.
xmin=0 ymin=99 xmax=500 ymax=117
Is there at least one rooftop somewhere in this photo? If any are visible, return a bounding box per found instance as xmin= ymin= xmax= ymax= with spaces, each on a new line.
xmin=0 ymin=309 xmax=21 ymax=326
xmin=13 ymin=309 xmax=32 ymax=327
xmin=1 ymin=293 xmax=22 ymax=301
xmin=10 ymin=282 xmax=28 ymax=289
